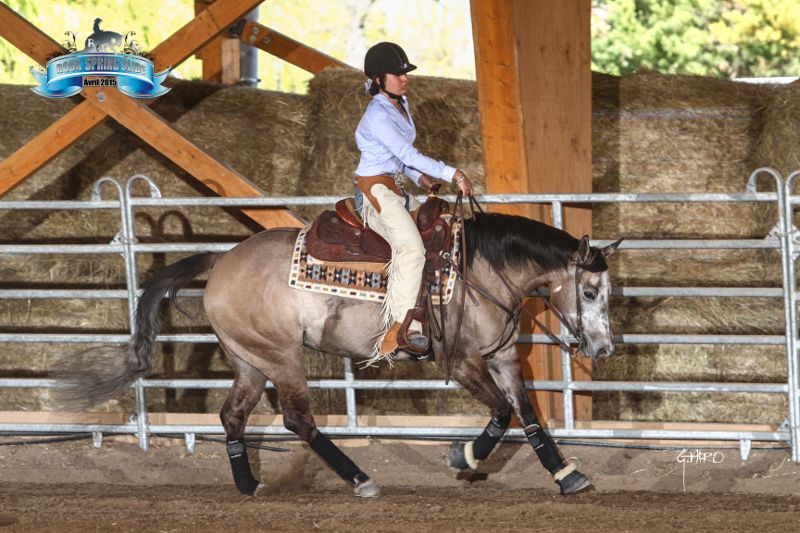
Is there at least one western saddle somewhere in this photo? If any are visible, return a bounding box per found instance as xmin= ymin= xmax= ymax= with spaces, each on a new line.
xmin=305 ymin=189 xmax=455 ymax=358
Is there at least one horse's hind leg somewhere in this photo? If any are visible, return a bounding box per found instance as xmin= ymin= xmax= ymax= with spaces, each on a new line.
xmin=273 ymin=365 xmax=381 ymax=498
xmin=220 ymin=352 xmax=267 ymax=495
xmin=447 ymin=356 xmax=513 ymax=470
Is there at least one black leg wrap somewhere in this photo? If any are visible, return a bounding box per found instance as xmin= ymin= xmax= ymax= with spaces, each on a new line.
xmin=524 ymin=424 xmax=565 ymax=474
xmin=472 ymin=415 xmax=510 ymax=460
xmin=226 ymin=440 xmax=260 ymax=495
xmin=309 ymin=432 xmax=366 ymax=484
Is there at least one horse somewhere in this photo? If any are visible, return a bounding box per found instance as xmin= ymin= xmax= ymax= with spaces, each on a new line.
xmin=84 ymin=18 xmax=123 ymax=53
xmin=55 ymin=211 xmax=621 ymax=498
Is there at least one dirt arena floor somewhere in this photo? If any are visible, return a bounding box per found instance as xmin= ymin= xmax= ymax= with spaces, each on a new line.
xmin=1 ymin=436 xmax=800 ymax=532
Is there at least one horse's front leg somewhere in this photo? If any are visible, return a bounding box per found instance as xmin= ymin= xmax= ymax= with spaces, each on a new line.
xmin=447 ymin=356 xmax=513 ymax=470
xmin=486 ymin=346 xmax=592 ymax=495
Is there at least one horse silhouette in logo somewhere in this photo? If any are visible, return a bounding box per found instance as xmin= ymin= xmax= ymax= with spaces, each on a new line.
xmin=84 ymin=18 xmax=122 ymax=52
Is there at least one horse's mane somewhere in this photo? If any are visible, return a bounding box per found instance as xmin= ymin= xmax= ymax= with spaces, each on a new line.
xmin=463 ymin=212 xmax=608 ymax=273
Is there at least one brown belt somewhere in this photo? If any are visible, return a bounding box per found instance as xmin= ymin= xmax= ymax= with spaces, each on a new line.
xmin=354 ymin=175 xmax=403 ymax=214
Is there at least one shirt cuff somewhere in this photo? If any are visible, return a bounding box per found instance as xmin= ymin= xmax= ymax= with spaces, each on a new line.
xmin=405 ymin=167 xmax=423 ymax=185
xmin=441 ymin=165 xmax=458 ymax=182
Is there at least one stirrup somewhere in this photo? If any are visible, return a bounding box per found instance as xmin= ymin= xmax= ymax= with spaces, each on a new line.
xmin=397 ymin=310 xmax=429 ymax=355
xmin=406 ymin=331 xmax=431 ymax=360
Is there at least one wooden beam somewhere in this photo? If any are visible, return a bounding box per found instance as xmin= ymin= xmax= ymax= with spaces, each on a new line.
xmin=195 ymin=1 xmax=242 ymax=84
xmin=0 ymin=102 xmax=107 ymax=196
xmin=514 ymin=0 xmax=593 ymax=421
xmin=471 ymin=0 xmax=594 ymax=423
xmin=150 ymin=0 xmax=263 ymax=72
xmin=0 ymin=1 xmax=302 ymax=229
xmin=469 ymin=0 xmax=528 ymax=217
xmin=83 ymin=88 xmax=302 ymax=228
xmin=237 ymin=21 xmax=352 ymax=74
xmin=0 ymin=3 xmax=63 ymax=65
xmin=471 ymin=0 xmax=555 ymax=423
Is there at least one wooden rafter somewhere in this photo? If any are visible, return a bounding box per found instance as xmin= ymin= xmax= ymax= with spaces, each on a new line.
xmin=234 ymin=20 xmax=352 ymax=74
xmin=0 ymin=0 xmax=303 ymax=228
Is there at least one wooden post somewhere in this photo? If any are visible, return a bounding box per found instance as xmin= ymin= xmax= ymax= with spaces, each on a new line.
xmin=471 ymin=0 xmax=593 ymax=423
xmin=195 ymin=0 xmax=242 ymax=84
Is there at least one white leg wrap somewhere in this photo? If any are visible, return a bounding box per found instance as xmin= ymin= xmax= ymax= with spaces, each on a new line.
xmin=553 ymin=461 xmax=578 ymax=481
xmin=464 ymin=441 xmax=479 ymax=470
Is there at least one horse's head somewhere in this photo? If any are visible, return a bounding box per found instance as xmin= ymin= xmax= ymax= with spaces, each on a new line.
xmin=547 ymin=236 xmax=621 ymax=359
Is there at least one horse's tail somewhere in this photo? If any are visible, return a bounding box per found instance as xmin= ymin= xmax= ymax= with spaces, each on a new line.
xmin=53 ymin=253 xmax=218 ymax=409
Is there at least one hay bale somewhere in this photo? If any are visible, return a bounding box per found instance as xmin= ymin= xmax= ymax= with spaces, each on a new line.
xmin=754 ymin=83 xmax=800 ymax=176
xmin=592 ymin=72 xmax=789 ymax=424
xmin=0 ymin=79 xmax=315 ymax=412
xmin=3 ymin=70 xmax=792 ymax=423
xmin=0 ymin=73 xmax=484 ymax=416
xmin=295 ymin=68 xmax=485 ymax=220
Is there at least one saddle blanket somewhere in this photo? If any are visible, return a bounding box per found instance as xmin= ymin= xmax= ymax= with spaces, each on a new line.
xmin=288 ymin=220 xmax=461 ymax=305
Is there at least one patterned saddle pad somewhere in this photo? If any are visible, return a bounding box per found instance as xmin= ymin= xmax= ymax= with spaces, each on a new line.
xmin=288 ymin=218 xmax=461 ymax=305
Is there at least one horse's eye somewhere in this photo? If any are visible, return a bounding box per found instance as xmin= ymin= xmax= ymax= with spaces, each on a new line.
xmin=583 ymin=291 xmax=596 ymax=301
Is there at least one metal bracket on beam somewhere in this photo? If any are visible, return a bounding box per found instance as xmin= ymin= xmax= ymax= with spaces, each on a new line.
xmin=92 ymin=431 xmax=103 ymax=448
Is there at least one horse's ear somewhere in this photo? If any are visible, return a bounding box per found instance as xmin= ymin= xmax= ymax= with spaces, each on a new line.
xmin=601 ymin=238 xmax=623 ymax=258
xmin=575 ymin=235 xmax=592 ymax=263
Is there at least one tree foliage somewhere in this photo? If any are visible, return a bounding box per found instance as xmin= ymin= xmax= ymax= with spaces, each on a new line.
xmin=592 ymin=0 xmax=800 ymax=77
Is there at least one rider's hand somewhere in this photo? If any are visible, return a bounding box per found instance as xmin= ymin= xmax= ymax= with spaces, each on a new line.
xmin=454 ymin=169 xmax=474 ymax=196
xmin=418 ymin=174 xmax=435 ymax=192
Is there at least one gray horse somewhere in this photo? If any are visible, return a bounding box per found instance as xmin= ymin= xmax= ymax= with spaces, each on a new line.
xmin=56 ymin=212 xmax=621 ymax=498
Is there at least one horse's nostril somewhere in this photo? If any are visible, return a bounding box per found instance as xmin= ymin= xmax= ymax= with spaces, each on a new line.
xmin=596 ymin=347 xmax=609 ymax=357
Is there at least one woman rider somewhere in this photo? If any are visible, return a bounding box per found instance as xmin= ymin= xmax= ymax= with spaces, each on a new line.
xmin=353 ymin=42 xmax=474 ymax=362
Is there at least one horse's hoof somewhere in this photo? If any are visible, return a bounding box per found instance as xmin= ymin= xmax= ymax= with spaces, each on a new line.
xmin=556 ymin=469 xmax=593 ymax=495
xmin=354 ymin=478 xmax=381 ymax=498
xmin=447 ymin=441 xmax=475 ymax=470
xmin=235 ymin=477 xmax=262 ymax=496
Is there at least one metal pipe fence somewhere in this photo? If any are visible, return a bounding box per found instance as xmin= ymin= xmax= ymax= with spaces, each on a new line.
xmin=0 ymin=169 xmax=798 ymax=460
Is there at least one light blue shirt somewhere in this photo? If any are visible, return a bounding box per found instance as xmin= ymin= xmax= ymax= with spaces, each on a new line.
xmin=354 ymin=93 xmax=457 ymax=185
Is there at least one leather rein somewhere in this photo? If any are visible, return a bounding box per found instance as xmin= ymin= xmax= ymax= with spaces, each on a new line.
xmin=438 ymin=195 xmax=589 ymax=365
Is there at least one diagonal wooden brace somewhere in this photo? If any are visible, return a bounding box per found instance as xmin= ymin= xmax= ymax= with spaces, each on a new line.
xmin=231 ymin=20 xmax=352 ymax=74
xmin=0 ymin=0 xmax=303 ymax=228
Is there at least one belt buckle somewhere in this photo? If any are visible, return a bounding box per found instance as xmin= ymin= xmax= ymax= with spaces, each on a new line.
xmin=391 ymin=171 xmax=404 ymax=188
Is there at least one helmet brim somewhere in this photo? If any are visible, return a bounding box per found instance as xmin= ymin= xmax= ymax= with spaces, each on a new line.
xmin=392 ymin=63 xmax=417 ymax=75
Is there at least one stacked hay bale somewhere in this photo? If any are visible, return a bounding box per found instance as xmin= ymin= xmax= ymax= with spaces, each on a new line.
xmin=591 ymin=72 xmax=788 ymax=424
xmin=2 ymin=68 xmax=794 ymax=425
xmin=0 ymin=79 xmax=320 ymax=413
xmin=0 ymin=71 xmax=487 ymax=418
xmin=300 ymin=69 xmax=486 ymax=415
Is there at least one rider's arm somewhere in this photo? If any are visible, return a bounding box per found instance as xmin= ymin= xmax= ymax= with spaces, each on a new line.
xmin=367 ymin=112 xmax=457 ymax=183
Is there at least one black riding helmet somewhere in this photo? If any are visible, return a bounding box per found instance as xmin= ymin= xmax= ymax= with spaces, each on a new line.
xmin=364 ymin=42 xmax=417 ymax=78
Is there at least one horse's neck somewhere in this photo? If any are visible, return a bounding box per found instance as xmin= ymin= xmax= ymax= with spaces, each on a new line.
xmin=470 ymin=256 xmax=551 ymax=306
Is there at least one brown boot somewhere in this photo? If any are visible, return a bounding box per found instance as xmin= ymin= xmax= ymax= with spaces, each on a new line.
xmin=378 ymin=322 xmax=403 ymax=356
xmin=379 ymin=321 xmax=431 ymax=356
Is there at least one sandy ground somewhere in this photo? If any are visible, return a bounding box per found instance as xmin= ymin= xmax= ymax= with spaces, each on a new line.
xmin=1 ymin=436 xmax=800 ymax=532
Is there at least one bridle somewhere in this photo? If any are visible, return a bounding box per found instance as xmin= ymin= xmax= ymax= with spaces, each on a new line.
xmin=439 ymin=194 xmax=594 ymax=360
xmin=471 ymin=259 xmax=590 ymax=360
